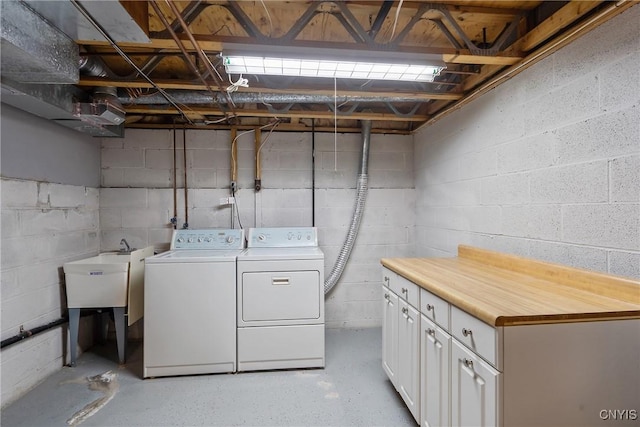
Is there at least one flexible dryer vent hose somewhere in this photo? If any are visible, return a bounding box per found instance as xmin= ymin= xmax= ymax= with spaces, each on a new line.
xmin=324 ymin=120 xmax=372 ymax=294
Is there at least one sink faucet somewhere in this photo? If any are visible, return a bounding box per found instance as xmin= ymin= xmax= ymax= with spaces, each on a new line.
xmin=119 ymin=238 xmax=131 ymax=253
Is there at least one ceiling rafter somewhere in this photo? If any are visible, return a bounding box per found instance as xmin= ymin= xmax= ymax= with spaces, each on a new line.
xmin=71 ymin=0 xmax=623 ymax=133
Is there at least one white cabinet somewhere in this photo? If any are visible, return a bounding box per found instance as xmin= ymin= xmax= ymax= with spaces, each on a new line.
xmin=383 ymin=266 xmax=500 ymax=427
xmin=382 ymin=285 xmax=399 ymax=386
xmin=398 ymin=299 xmax=420 ymax=422
xmin=382 ymin=268 xmax=421 ymax=424
xmin=451 ymin=340 xmax=500 ymax=427
xmin=420 ymin=315 xmax=450 ymax=427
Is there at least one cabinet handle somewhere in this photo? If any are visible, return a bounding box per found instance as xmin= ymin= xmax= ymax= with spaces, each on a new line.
xmin=402 ymin=307 xmax=408 ymax=314
xmin=401 ymin=287 xmax=408 ymax=294
xmin=426 ymin=304 xmax=434 ymax=311
xmin=384 ymin=276 xmax=389 ymax=282
xmin=462 ymin=328 xmax=472 ymax=337
xmin=384 ymin=293 xmax=389 ymax=300
xmin=463 ymin=358 xmax=474 ymax=369
xmin=427 ymin=328 xmax=435 ymax=336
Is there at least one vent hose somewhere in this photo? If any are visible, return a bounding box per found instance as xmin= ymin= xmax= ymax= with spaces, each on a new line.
xmin=324 ymin=120 xmax=372 ymax=294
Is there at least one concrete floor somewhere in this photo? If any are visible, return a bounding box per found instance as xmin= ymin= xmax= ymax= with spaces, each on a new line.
xmin=2 ymin=328 xmax=415 ymax=426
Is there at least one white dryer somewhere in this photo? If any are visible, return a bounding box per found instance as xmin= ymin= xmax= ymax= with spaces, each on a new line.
xmin=143 ymin=229 xmax=244 ymax=378
xmin=237 ymin=227 xmax=325 ymax=372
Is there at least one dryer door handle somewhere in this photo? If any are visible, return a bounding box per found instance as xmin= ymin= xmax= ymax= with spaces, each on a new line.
xmin=272 ymin=277 xmax=290 ymax=285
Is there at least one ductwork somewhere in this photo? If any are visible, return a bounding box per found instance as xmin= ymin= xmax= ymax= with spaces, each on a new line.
xmin=0 ymin=0 xmax=78 ymax=83
xmin=0 ymin=1 xmax=124 ymax=137
xmin=119 ymin=90 xmax=426 ymax=105
xmin=324 ymin=120 xmax=372 ymax=294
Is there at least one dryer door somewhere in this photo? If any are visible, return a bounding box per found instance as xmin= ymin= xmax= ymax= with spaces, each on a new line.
xmin=241 ymin=270 xmax=321 ymax=324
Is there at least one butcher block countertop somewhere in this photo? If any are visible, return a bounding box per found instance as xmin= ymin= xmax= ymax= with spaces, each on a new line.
xmin=381 ymin=245 xmax=640 ymax=327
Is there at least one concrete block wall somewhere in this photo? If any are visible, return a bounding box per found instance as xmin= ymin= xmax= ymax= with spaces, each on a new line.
xmin=1 ymin=178 xmax=99 ymax=407
xmin=100 ymin=128 xmax=415 ymax=328
xmin=414 ymin=5 xmax=640 ymax=279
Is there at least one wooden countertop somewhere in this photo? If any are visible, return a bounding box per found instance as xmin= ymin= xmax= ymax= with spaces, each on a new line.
xmin=381 ymin=246 xmax=640 ymax=327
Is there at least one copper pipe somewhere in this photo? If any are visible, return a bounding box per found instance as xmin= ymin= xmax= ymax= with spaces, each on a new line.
xmin=254 ymin=127 xmax=262 ymax=191
xmin=164 ymin=0 xmax=237 ymax=118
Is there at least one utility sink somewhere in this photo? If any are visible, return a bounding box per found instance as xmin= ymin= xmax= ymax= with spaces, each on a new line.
xmin=63 ymin=246 xmax=154 ymax=366
xmin=64 ymin=253 xmax=130 ymax=308
xmin=63 ymin=246 xmax=154 ymax=322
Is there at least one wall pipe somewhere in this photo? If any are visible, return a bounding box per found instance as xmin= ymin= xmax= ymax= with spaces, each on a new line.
xmin=312 ymin=119 xmax=316 ymax=227
xmin=324 ymin=120 xmax=372 ymax=294
xmin=182 ymin=126 xmax=189 ymax=229
xmin=255 ymin=127 xmax=262 ymax=191
xmin=1 ymin=318 xmax=67 ymax=349
xmin=171 ymin=123 xmax=178 ymax=228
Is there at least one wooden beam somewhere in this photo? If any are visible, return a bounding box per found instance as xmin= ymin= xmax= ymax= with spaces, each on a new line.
xmin=520 ymin=1 xmax=601 ymax=51
xmin=77 ymin=37 xmax=523 ymax=66
xmin=79 ymin=76 xmax=464 ymax=101
xmin=443 ymin=54 xmax=521 ymax=66
xmin=123 ymin=106 xmax=428 ymax=122
xmin=126 ymin=122 xmax=412 ymax=134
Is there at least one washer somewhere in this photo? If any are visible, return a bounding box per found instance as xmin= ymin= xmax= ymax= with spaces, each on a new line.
xmin=237 ymin=227 xmax=324 ymax=372
xmin=143 ymin=229 xmax=244 ymax=378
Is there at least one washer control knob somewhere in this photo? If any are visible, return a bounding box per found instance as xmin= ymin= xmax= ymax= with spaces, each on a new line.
xmin=258 ymin=234 xmax=266 ymax=241
xmin=177 ymin=237 xmax=185 ymax=243
xmin=187 ymin=237 xmax=195 ymax=243
xmin=226 ymin=236 xmax=235 ymax=244
xmin=204 ymin=237 xmax=212 ymax=243
xmin=197 ymin=237 xmax=203 ymax=243
xmin=297 ymin=234 xmax=302 ymax=240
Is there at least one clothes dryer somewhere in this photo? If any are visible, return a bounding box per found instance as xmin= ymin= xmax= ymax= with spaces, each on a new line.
xmin=237 ymin=227 xmax=324 ymax=371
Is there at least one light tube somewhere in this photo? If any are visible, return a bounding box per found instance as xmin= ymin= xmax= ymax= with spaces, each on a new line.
xmin=223 ymin=54 xmax=445 ymax=82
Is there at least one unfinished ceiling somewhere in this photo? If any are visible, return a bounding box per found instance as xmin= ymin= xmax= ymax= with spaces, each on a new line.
xmin=2 ymin=1 xmax=637 ymax=134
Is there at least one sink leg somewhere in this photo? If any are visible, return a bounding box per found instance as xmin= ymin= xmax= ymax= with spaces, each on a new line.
xmin=113 ymin=307 xmax=126 ymax=364
xmin=68 ymin=308 xmax=80 ymax=367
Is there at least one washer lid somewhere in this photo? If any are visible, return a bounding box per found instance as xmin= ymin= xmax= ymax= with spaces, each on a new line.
xmin=239 ymin=247 xmax=324 ymax=261
xmin=145 ymin=249 xmax=244 ymax=263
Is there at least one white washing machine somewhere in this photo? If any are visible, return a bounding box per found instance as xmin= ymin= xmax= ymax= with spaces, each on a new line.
xmin=237 ymin=227 xmax=325 ymax=372
xmin=143 ymin=229 xmax=244 ymax=378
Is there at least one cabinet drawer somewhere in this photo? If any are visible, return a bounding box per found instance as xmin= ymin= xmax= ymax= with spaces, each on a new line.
xmin=393 ymin=275 xmax=420 ymax=308
xmin=451 ymin=306 xmax=498 ymax=368
xmin=420 ymin=288 xmax=450 ymax=330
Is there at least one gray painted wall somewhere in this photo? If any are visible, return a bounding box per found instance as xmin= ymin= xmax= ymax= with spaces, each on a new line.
xmin=0 ymin=104 xmax=100 ymax=187
xmin=413 ymin=4 xmax=640 ymax=279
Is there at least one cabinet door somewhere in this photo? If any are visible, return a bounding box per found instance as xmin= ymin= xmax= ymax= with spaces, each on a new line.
xmin=399 ymin=300 xmax=421 ymax=423
xmin=451 ymin=340 xmax=500 ymax=427
xmin=421 ymin=315 xmax=450 ymax=427
xmin=382 ymin=285 xmax=399 ymax=388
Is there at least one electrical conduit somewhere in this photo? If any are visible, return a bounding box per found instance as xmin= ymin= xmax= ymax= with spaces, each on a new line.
xmin=324 ymin=120 xmax=371 ymax=294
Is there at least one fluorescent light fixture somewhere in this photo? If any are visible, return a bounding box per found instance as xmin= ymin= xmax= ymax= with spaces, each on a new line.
xmin=222 ymin=48 xmax=446 ymax=82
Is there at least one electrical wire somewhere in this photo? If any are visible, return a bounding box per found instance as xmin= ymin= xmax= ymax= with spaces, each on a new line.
xmin=259 ymin=0 xmax=274 ymax=37
xmin=231 ymin=188 xmax=244 ymax=229
xmin=389 ymin=0 xmax=405 ymax=42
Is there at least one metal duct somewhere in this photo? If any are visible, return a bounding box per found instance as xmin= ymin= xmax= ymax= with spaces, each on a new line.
xmin=1 ymin=79 xmax=124 ymax=137
xmin=324 ymin=120 xmax=372 ymax=294
xmin=75 ymin=86 xmax=126 ymax=126
xmin=0 ymin=0 xmax=78 ymax=83
xmin=118 ymin=90 xmax=427 ymax=105
xmin=79 ymin=56 xmax=119 ymax=79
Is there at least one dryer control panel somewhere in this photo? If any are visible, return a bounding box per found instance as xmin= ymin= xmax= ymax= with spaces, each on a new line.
xmin=247 ymin=227 xmax=318 ymax=248
xmin=171 ymin=229 xmax=245 ymax=250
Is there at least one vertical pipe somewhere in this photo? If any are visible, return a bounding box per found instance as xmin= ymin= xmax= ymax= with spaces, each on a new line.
xmin=255 ymin=127 xmax=262 ymax=191
xmin=171 ymin=123 xmax=178 ymax=228
xmin=182 ymin=125 xmax=188 ymax=229
xmin=230 ymin=127 xmax=238 ymax=186
xmin=311 ymin=119 xmax=316 ymax=227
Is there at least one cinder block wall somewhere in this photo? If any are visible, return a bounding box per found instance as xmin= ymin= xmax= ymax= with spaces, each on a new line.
xmin=414 ymin=5 xmax=639 ymax=279
xmin=100 ymin=129 xmax=415 ymax=328
xmin=1 ymin=109 xmax=101 ymax=408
